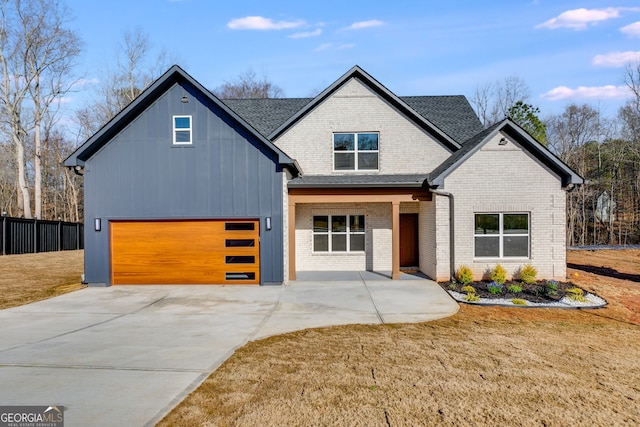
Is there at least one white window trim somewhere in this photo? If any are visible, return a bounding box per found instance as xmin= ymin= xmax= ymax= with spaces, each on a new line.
xmin=173 ymin=115 xmax=192 ymax=145
xmin=474 ymin=212 xmax=530 ymax=259
xmin=333 ymin=132 xmax=379 ymax=172
xmin=313 ymin=214 xmax=366 ymax=253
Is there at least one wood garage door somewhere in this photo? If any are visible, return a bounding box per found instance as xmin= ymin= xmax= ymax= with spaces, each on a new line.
xmin=110 ymin=220 xmax=260 ymax=285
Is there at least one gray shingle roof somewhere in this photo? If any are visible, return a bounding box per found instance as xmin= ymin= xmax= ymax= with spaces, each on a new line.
xmin=401 ymin=96 xmax=484 ymax=143
xmin=288 ymin=174 xmax=429 ymax=188
xmin=223 ymin=95 xmax=482 ymax=144
xmin=222 ymin=98 xmax=312 ymax=138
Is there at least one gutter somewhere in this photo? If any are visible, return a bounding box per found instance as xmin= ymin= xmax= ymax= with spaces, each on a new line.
xmin=430 ymin=189 xmax=455 ymax=281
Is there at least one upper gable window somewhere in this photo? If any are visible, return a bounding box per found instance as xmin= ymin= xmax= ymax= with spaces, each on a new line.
xmin=173 ymin=115 xmax=192 ymax=145
xmin=334 ymin=132 xmax=379 ymax=171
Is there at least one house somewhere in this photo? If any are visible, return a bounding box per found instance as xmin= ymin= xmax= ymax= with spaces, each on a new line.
xmin=65 ymin=65 xmax=583 ymax=286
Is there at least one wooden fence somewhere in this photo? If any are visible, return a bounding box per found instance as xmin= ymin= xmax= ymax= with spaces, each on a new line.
xmin=0 ymin=214 xmax=84 ymax=255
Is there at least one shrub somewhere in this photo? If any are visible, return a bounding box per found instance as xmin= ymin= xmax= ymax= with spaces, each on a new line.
xmin=519 ymin=264 xmax=537 ymax=284
xmin=511 ymin=298 xmax=527 ymax=305
xmin=464 ymin=293 xmax=480 ymax=302
xmin=546 ymin=280 xmax=558 ymax=296
xmin=487 ymin=281 xmax=503 ymax=295
xmin=566 ymin=287 xmax=587 ymax=302
xmin=490 ymin=264 xmax=507 ymax=285
xmin=461 ymin=285 xmax=476 ymax=294
xmin=507 ymin=284 xmax=523 ymax=293
xmin=456 ymin=266 xmax=474 ymax=285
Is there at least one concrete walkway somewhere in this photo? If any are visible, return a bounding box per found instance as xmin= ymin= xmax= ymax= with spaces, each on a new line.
xmin=0 ymin=275 xmax=458 ymax=427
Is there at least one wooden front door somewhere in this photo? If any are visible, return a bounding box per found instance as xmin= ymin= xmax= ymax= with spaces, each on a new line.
xmin=400 ymin=214 xmax=419 ymax=267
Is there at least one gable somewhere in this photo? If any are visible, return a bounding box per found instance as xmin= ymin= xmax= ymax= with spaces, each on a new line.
xmin=269 ymin=66 xmax=460 ymax=151
xmin=64 ymin=65 xmax=299 ymax=176
xmin=223 ymin=96 xmax=481 ymax=144
xmin=80 ymin=80 xmax=290 ymax=218
xmin=429 ymin=119 xmax=583 ymax=188
xmin=444 ymin=131 xmax=563 ymax=189
xmin=272 ymin=78 xmax=454 ymax=175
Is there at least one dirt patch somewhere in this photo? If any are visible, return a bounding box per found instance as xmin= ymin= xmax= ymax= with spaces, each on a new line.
xmin=160 ymin=249 xmax=640 ymax=427
xmin=0 ymin=250 xmax=85 ymax=309
xmin=567 ymin=249 xmax=640 ymax=325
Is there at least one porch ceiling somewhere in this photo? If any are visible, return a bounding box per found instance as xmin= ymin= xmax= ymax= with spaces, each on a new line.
xmin=288 ymin=186 xmax=432 ymax=203
xmin=287 ymin=174 xmax=430 ymax=188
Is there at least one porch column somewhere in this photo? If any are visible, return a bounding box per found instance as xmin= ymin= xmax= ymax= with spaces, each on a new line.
xmin=288 ymin=201 xmax=296 ymax=281
xmin=392 ymin=200 xmax=401 ymax=280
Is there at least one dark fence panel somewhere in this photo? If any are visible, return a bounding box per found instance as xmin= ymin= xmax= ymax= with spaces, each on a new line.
xmin=1 ymin=215 xmax=84 ymax=255
xmin=38 ymin=220 xmax=58 ymax=252
xmin=61 ymin=223 xmax=83 ymax=251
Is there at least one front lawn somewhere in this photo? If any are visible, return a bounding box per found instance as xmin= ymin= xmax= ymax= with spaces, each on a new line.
xmin=0 ymin=250 xmax=84 ymax=309
xmin=160 ymin=250 xmax=640 ymax=426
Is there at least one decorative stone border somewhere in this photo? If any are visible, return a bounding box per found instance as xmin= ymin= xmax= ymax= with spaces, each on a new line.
xmin=448 ymin=290 xmax=607 ymax=309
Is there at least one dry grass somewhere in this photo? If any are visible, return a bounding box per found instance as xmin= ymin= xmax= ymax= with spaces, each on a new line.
xmin=0 ymin=250 xmax=85 ymax=309
xmin=161 ymin=250 xmax=640 ymax=427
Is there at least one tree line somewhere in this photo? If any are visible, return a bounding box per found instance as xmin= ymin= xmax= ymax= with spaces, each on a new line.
xmin=472 ymin=65 xmax=640 ymax=246
xmin=1 ymin=0 xmax=638 ymax=246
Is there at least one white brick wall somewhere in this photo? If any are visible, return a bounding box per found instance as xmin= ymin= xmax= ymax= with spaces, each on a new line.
xmin=419 ymin=197 xmax=451 ymax=281
xmin=274 ymin=78 xmax=450 ymax=176
xmin=441 ymin=132 xmax=567 ymax=280
xmin=295 ymin=202 xmax=393 ymax=271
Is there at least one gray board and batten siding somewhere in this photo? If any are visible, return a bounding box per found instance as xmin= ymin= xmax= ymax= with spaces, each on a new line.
xmin=66 ymin=66 xmax=298 ymax=286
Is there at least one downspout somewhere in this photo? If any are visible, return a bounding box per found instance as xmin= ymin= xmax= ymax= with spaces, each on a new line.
xmin=430 ymin=189 xmax=455 ymax=281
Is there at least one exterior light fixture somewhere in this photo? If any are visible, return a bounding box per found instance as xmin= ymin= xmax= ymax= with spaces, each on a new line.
xmin=94 ymin=218 xmax=101 ymax=232
xmin=499 ymin=137 xmax=508 ymax=145
xmin=266 ymin=217 xmax=272 ymax=230
xmin=181 ymin=96 xmax=188 ymax=103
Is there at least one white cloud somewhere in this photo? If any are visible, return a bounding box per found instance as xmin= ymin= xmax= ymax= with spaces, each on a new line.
xmin=315 ymin=43 xmax=355 ymax=52
xmin=289 ymin=28 xmax=322 ymax=39
xmin=621 ymin=21 xmax=640 ymax=37
xmin=74 ymin=77 xmax=99 ymax=88
xmin=227 ymin=16 xmax=304 ymax=30
xmin=535 ymin=7 xmax=640 ymax=30
xmin=345 ymin=20 xmax=384 ymax=30
xmin=593 ymin=51 xmax=640 ymax=67
xmin=54 ymin=96 xmax=74 ymax=104
xmin=541 ymin=85 xmax=630 ymax=101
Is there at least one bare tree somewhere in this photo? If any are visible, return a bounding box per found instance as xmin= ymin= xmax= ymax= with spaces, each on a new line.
xmin=547 ymin=104 xmax=603 ymax=246
xmin=0 ymin=0 xmax=80 ymax=218
xmin=24 ymin=0 xmax=80 ymax=219
xmin=621 ymin=62 xmax=640 ymax=156
xmin=470 ymin=75 xmax=531 ymax=127
xmin=213 ymin=68 xmax=284 ymax=99
xmin=76 ymin=28 xmax=170 ymax=139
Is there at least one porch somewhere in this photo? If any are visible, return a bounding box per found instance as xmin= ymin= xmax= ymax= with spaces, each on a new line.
xmin=287 ymin=177 xmax=434 ymax=281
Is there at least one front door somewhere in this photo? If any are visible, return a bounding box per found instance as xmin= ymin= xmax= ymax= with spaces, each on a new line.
xmin=400 ymin=214 xmax=419 ymax=267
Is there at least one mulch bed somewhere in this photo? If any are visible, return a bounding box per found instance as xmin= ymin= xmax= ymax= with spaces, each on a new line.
xmin=440 ymin=279 xmax=582 ymax=303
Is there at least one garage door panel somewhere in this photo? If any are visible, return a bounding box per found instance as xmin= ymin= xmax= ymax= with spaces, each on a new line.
xmin=111 ymin=220 xmax=260 ymax=285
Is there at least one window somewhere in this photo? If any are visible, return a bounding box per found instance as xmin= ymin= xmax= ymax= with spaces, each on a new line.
xmin=173 ymin=115 xmax=192 ymax=144
xmin=225 ymin=222 xmax=255 ymax=231
xmin=474 ymin=213 xmax=529 ymax=258
xmin=334 ymin=133 xmax=379 ymax=171
xmin=313 ymin=215 xmax=365 ymax=252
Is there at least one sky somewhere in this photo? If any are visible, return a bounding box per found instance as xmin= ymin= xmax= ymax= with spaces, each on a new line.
xmin=64 ymin=0 xmax=640 ymax=122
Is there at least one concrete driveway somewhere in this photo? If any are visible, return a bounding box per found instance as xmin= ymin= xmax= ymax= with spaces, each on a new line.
xmin=0 ymin=274 xmax=458 ymax=426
